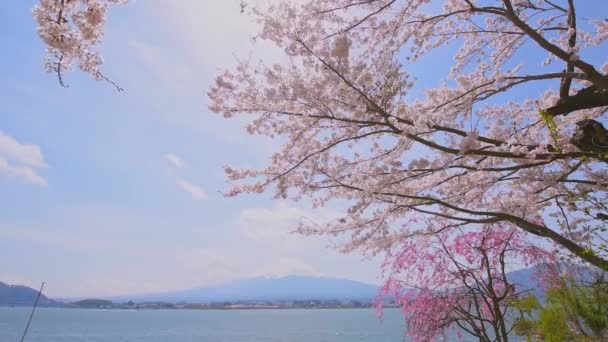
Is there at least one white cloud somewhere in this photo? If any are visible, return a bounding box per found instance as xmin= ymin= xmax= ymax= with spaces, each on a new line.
xmin=155 ymin=1 xmax=265 ymax=69
xmin=0 ymin=132 xmax=45 ymax=167
xmin=233 ymin=203 xmax=384 ymax=283
xmin=238 ymin=203 xmax=340 ymax=250
xmin=0 ymin=132 xmax=46 ymax=185
xmin=176 ymin=178 xmax=207 ymax=199
xmin=165 ymin=153 xmax=186 ymax=169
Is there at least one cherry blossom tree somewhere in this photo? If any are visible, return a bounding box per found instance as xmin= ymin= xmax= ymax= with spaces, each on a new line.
xmin=207 ymin=0 xmax=608 ymax=269
xmin=33 ymin=0 xmax=126 ymax=89
xmin=377 ymin=224 xmax=549 ymax=342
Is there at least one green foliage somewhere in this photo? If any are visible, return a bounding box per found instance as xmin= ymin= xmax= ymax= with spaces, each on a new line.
xmin=580 ymin=248 xmax=596 ymax=259
xmin=539 ymin=306 xmax=570 ymax=341
xmin=539 ymin=109 xmax=562 ymax=153
xmin=513 ymin=319 xmax=539 ymax=342
xmin=581 ymin=280 xmax=608 ymax=336
xmin=575 ymin=250 xmax=608 ymax=272
xmin=512 ymin=294 xmax=541 ymax=341
xmin=514 ymin=275 xmax=608 ymax=341
xmin=512 ymin=293 xmax=541 ymax=313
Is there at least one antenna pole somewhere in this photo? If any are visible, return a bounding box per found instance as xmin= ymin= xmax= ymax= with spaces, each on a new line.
xmin=20 ymin=282 xmax=45 ymax=342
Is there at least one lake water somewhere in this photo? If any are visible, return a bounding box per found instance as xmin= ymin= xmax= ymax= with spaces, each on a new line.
xmin=0 ymin=307 xmax=409 ymax=342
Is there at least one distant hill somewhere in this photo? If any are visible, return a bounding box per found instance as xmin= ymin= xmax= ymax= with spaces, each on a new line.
xmin=116 ymin=269 xmax=557 ymax=304
xmin=97 ymin=269 xmax=554 ymax=304
xmin=113 ymin=275 xmax=379 ymax=303
xmin=70 ymin=298 xmax=113 ymax=308
xmin=0 ymin=282 xmax=54 ymax=306
xmin=508 ymin=264 xmax=601 ymax=302
xmin=504 ymin=266 xmax=545 ymax=300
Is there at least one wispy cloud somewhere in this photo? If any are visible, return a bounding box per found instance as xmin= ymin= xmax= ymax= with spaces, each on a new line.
xmin=238 ymin=203 xmax=341 ymax=254
xmin=164 ymin=153 xmax=206 ymax=199
xmin=0 ymin=131 xmax=47 ymax=185
xmin=175 ymin=178 xmax=207 ymax=200
xmin=165 ymin=153 xmax=186 ymax=169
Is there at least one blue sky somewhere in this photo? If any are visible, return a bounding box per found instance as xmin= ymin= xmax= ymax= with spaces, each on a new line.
xmin=1 ymin=1 xmax=606 ymax=297
xmin=0 ymin=0 xmax=382 ymax=297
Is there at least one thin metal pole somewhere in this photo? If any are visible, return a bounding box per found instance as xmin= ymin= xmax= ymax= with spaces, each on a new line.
xmin=20 ymin=282 xmax=45 ymax=342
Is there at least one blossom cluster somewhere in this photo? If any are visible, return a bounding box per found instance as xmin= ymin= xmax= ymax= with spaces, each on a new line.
xmin=33 ymin=0 xmax=126 ymax=85
xmin=377 ymin=225 xmax=551 ymax=341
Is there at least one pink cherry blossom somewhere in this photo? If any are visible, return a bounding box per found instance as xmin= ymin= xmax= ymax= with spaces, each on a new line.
xmin=208 ymin=0 xmax=608 ymax=270
xmin=376 ymin=225 xmax=551 ymax=341
xmin=33 ymin=0 xmax=126 ymax=88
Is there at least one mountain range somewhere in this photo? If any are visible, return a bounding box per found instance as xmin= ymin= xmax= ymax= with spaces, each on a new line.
xmin=110 ymin=275 xmax=379 ymax=303
xmin=3 ymin=266 xmax=549 ymax=305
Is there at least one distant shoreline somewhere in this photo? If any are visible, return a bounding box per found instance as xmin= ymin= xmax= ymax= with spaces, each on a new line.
xmin=2 ymin=297 xmax=396 ymax=311
xmin=1 ymin=304 xmax=400 ymax=311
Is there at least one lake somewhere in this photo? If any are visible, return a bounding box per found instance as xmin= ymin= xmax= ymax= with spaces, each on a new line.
xmin=1 ymin=307 xmax=409 ymax=342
